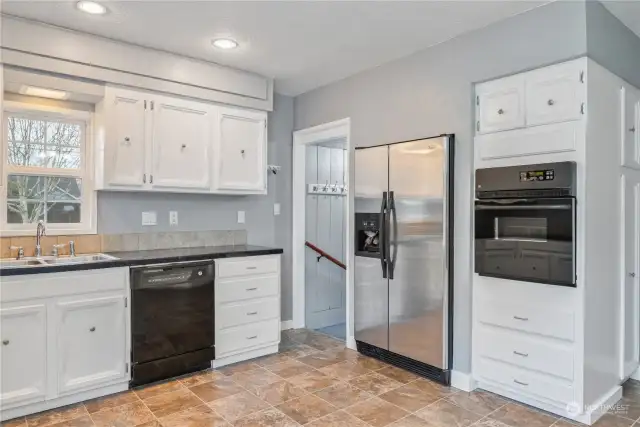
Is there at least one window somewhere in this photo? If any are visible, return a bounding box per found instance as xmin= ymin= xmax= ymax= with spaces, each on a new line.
xmin=1 ymin=103 xmax=95 ymax=235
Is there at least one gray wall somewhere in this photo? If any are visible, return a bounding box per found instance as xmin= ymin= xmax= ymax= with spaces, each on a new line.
xmin=586 ymin=0 xmax=640 ymax=89
xmin=294 ymin=1 xmax=588 ymax=373
xmin=98 ymin=93 xmax=295 ymax=319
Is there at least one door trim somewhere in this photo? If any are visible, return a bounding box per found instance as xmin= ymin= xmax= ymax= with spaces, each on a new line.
xmin=292 ymin=118 xmax=353 ymax=348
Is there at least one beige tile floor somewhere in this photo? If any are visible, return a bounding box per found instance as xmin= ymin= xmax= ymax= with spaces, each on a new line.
xmin=2 ymin=329 xmax=638 ymax=427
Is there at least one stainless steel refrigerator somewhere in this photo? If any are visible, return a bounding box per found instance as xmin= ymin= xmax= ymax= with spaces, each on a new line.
xmin=354 ymin=135 xmax=454 ymax=384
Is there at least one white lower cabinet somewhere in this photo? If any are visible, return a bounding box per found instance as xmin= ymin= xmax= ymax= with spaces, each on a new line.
xmin=56 ymin=294 xmax=127 ymax=395
xmin=0 ymin=268 xmax=130 ymax=420
xmin=213 ymin=255 xmax=281 ymax=366
xmin=0 ymin=304 xmax=47 ymax=408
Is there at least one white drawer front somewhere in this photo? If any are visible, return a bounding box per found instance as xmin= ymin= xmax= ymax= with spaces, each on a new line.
xmin=477 ymin=326 xmax=573 ymax=380
xmin=216 ymin=275 xmax=279 ymax=303
xmin=217 ymin=298 xmax=279 ymax=330
xmin=475 ymin=357 xmax=574 ymax=405
xmin=477 ymin=300 xmax=574 ymax=342
xmin=216 ymin=319 xmax=280 ymax=356
xmin=216 ymin=256 xmax=279 ymax=278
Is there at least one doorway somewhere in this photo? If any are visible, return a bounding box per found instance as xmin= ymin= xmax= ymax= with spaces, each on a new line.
xmin=292 ymin=119 xmax=355 ymax=348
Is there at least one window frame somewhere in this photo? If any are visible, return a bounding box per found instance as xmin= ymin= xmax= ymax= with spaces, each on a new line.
xmin=0 ymin=101 xmax=97 ymax=236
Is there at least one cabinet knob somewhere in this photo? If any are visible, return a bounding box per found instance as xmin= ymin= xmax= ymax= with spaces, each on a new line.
xmin=124 ymin=137 xmax=131 ymax=144
xmin=631 ymin=272 xmax=637 ymax=278
xmin=90 ymin=327 xmax=96 ymax=332
xmin=547 ymin=99 xmax=555 ymax=106
xmin=2 ymin=340 xmax=9 ymax=346
xmin=241 ymin=149 xmax=246 ymax=156
xmin=181 ymin=144 xmax=187 ymax=149
xmin=497 ymin=108 xmax=505 ymax=115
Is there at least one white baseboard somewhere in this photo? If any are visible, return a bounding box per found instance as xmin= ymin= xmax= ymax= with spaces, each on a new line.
xmin=575 ymin=385 xmax=623 ymax=425
xmin=631 ymin=368 xmax=640 ymax=381
xmin=347 ymin=336 xmax=357 ymax=351
xmin=451 ymin=371 xmax=477 ymax=392
xmin=1 ymin=382 xmax=128 ymax=421
xmin=281 ymin=320 xmax=294 ymax=331
xmin=212 ymin=344 xmax=279 ymax=368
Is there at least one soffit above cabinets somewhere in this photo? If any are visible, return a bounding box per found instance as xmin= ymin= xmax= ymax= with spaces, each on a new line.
xmin=2 ymin=1 xmax=549 ymax=96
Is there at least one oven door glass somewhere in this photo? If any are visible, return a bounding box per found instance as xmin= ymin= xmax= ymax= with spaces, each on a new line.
xmin=474 ymin=197 xmax=575 ymax=286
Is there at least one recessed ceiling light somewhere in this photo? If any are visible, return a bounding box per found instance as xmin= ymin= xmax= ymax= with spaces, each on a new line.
xmin=19 ymin=86 xmax=69 ymax=100
xmin=76 ymin=1 xmax=108 ymax=15
xmin=212 ymin=38 xmax=239 ymax=50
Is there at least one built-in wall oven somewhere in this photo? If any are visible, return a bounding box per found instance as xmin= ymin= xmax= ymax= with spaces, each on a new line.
xmin=474 ymin=161 xmax=577 ymax=287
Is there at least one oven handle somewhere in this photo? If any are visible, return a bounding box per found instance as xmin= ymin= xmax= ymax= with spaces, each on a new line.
xmin=475 ymin=204 xmax=571 ymax=210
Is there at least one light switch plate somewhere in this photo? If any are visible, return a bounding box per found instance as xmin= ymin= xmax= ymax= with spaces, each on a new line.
xmin=237 ymin=210 xmax=246 ymax=224
xmin=142 ymin=211 xmax=157 ymax=226
xmin=274 ymin=203 xmax=281 ymax=216
xmin=169 ymin=211 xmax=178 ymax=226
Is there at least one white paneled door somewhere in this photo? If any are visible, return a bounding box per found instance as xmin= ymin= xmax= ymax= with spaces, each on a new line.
xmin=151 ymin=96 xmax=212 ymax=190
xmin=622 ymin=172 xmax=640 ymax=379
xmin=305 ymin=145 xmax=347 ymax=330
xmin=104 ymin=89 xmax=147 ymax=187
xmin=55 ymin=294 xmax=127 ymax=395
xmin=0 ymin=304 xmax=47 ymax=408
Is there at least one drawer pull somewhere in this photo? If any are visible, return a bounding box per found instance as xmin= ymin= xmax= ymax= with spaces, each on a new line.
xmin=513 ymin=316 xmax=529 ymax=321
xmin=498 ymin=108 xmax=505 ymax=115
xmin=247 ymin=312 xmax=258 ymax=316
xmin=547 ymin=99 xmax=555 ymax=106
xmin=513 ymin=351 xmax=529 ymax=358
xmin=246 ymin=336 xmax=258 ymax=340
xmin=513 ymin=379 xmax=529 ymax=387
xmin=2 ymin=340 xmax=9 ymax=346
xmin=246 ymin=266 xmax=257 ymax=270
xmin=246 ymin=287 xmax=258 ymax=291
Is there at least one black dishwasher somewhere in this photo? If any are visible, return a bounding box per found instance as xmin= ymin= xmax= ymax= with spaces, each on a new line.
xmin=130 ymin=260 xmax=215 ymax=387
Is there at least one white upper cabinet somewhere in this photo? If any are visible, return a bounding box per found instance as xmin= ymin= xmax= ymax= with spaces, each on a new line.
xmin=622 ymin=85 xmax=640 ymax=170
xmin=476 ymin=58 xmax=586 ymax=135
xmin=525 ymin=61 xmax=584 ymax=126
xmin=151 ymin=96 xmax=212 ymax=190
xmin=96 ymin=87 xmax=268 ymax=195
xmin=99 ymin=88 xmax=147 ymax=188
xmin=0 ymin=303 xmax=47 ymax=409
xmin=213 ymin=106 xmax=267 ymax=193
xmin=55 ymin=294 xmax=127 ymax=395
xmin=477 ymin=75 xmax=525 ymax=134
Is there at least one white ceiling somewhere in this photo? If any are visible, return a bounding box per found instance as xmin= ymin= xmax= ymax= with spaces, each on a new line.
xmin=0 ymin=0 xmax=600 ymax=96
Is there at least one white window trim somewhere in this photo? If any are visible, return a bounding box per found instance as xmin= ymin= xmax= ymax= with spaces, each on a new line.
xmin=0 ymin=100 xmax=97 ymax=236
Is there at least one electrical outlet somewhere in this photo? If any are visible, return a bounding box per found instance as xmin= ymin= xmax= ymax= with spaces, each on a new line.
xmin=169 ymin=211 xmax=178 ymax=226
xmin=142 ymin=211 xmax=157 ymax=226
xmin=274 ymin=203 xmax=281 ymax=216
xmin=237 ymin=210 xmax=245 ymax=224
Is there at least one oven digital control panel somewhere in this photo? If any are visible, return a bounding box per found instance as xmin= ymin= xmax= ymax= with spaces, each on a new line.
xmin=519 ymin=169 xmax=555 ymax=182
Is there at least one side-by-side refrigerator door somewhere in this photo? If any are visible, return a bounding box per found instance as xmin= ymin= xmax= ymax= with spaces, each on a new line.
xmin=354 ymin=145 xmax=389 ymax=351
xmin=388 ymin=136 xmax=451 ymax=369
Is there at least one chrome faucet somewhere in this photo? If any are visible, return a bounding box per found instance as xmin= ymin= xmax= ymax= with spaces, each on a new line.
xmin=35 ymin=220 xmax=46 ymax=257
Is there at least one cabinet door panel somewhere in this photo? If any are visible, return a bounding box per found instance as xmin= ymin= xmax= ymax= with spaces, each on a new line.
xmin=526 ymin=62 xmax=583 ymax=126
xmin=151 ymin=97 xmax=211 ymax=190
xmin=0 ymin=304 xmax=47 ymax=408
xmin=56 ymin=294 xmax=127 ymax=395
xmin=477 ymin=75 xmax=525 ymax=134
xmin=621 ymin=174 xmax=640 ymax=379
xmin=622 ymin=86 xmax=640 ymax=170
xmin=106 ymin=89 xmax=147 ymax=187
xmin=215 ymin=107 xmax=267 ymax=192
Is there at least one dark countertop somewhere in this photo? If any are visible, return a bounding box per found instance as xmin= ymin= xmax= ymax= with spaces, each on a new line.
xmin=0 ymin=245 xmax=283 ymax=277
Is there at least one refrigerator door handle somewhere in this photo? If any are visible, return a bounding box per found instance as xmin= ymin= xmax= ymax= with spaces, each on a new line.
xmin=380 ymin=192 xmax=388 ymax=279
xmin=389 ymin=191 xmax=398 ymax=280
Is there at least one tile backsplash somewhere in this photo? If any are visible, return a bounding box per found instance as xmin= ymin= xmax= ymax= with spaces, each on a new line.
xmin=0 ymin=230 xmax=247 ymax=258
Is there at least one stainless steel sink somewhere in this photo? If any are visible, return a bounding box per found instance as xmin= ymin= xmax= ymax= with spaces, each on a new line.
xmin=0 ymin=254 xmax=118 ymax=269
xmin=42 ymin=254 xmax=117 ymax=265
xmin=0 ymin=258 xmax=47 ymax=268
